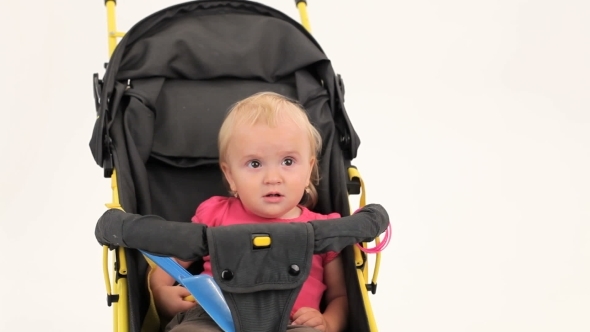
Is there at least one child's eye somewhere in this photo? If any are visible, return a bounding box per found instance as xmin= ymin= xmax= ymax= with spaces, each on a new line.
xmin=248 ymin=160 xmax=261 ymax=168
xmin=282 ymin=158 xmax=294 ymax=166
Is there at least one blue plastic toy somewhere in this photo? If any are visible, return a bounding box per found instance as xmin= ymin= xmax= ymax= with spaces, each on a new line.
xmin=140 ymin=250 xmax=235 ymax=332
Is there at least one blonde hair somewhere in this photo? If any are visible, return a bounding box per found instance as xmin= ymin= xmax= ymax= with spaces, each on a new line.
xmin=218 ymin=91 xmax=322 ymax=208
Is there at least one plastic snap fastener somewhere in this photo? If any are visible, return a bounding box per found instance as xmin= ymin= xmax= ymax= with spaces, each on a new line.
xmin=289 ymin=264 xmax=300 ymax=276
xmin=221 ymin=269 xmax=233 ymax=280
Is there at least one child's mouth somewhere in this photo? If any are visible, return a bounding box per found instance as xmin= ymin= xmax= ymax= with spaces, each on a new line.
xmin=263 ymin=193 xmax=284 ymax=203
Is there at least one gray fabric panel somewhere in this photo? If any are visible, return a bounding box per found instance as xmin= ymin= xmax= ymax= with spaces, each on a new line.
xmin=123 ymin=77 xmax=166 ymax=163
xmin=206 ymin=223 xmax=314 ymax=292
xmin=118 ymin=13 xmax=326 ymax=82
xmin=121 ymin=71 xmax=348 ymax=215
xmin=294 ymin=70 xmax=345 ymax=215
xmin=124 ymin=98 xmax=154 ymax=164
xmin=151 ymin=78 xmax=297 ymax=163
xmin=146 ymin=161 xmax=228 ymax=224
xmin=206 ymin=222 xmax=314 ymax=332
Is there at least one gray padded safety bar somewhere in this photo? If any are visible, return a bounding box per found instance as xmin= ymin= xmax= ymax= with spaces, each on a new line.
xmin=95 ymin=204 xmax=388 ymax=260
xmin=95 ymin=209 xmax=209 ymax=261
xmin=95 ymin=203 xmax=389 ymax=332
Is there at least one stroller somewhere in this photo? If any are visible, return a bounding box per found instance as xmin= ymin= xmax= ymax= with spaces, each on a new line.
xmin=90 ymin=1 xmax=389 ymax=332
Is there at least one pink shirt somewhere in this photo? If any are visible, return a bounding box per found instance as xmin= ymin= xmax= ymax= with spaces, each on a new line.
xmin=191 ymin=196 xmax=341 ymax=317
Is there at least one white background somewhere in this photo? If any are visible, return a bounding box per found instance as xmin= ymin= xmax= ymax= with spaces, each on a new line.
xmin=0 ymin=0 xmax=588 ymax=331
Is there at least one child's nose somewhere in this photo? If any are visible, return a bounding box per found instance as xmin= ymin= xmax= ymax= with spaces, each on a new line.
xmin=263 ymin=167 xmax=282 ymax=184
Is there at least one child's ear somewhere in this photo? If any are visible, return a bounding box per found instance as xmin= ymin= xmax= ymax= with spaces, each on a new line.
xmin=220 ymin=162 xmax=237 ymax=192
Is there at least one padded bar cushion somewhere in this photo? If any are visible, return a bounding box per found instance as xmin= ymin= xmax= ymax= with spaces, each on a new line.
xmin=94 ymin=203 xmax=388 ymax=261
xmin=95 ymin=209 xmax=209 ymax=261
xmin=310 ymin=204 xmax=390 ymax=254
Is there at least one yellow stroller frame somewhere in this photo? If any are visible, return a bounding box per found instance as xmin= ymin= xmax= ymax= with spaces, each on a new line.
xmin=99 ymin=1 xmax=384 ymax=331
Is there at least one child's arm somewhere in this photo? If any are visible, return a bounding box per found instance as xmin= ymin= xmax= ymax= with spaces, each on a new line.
xmin=292 ymin=256 xmax=348 ymax=332
xmin=149 ymin=258 xmax=197 ymax=319
xmin=320 ymin=256 xmax=349 ymax=332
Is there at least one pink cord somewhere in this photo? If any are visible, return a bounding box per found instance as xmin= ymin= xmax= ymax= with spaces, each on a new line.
xmin=353 ymin=208 xmax=392 ymax=253
xmin=356 ymin=223 xmax=391 ymax=253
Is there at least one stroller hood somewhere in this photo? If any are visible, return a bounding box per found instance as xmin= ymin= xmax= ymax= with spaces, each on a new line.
xmin=90 ymin=0 xmax=360 ymax=174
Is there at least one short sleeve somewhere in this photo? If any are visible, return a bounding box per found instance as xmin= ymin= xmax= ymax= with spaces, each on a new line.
xmin=190 ymin=196 xmax=228 ymax=227
xmin=324 ymin=212 xmax=341 ymax=220
xmin=322 ymin=251 xmax=340 ymax=266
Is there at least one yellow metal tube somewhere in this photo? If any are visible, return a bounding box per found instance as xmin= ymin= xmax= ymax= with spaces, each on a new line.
xmin=103 ymin=169 xmax=128 ymax=332
xmin=370 ymin=229 xmax=384 ymax=287
xmin=113 ymin=297 xmax=118 ymax=332
xmin=117 ymin=246 xmax=128 ymax=276
xmin=102 ymin=245 xmax=113 ymax=298
xmin=105 ymin=170 xmax=127 ymax=277
xmin=106 ymin=0 xmax=118 ymax=56
xmin=116 ymin=273 xmax=129 ymax=332
xmin=296 ymin=1 xmax=312 ymax=33
xmin=106 ymin=170 xmax=122 ymax=210
xmin=356 ymin=269 xmax=379 ymax=332
xmin=348 ymin=166 xmax=386 ymax=289
xmin=103 ymin=2 xmax=127 ymax=332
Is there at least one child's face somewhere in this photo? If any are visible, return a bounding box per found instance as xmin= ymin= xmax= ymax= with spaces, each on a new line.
xmin=221 ymin=113 xmax=314 ymax=219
